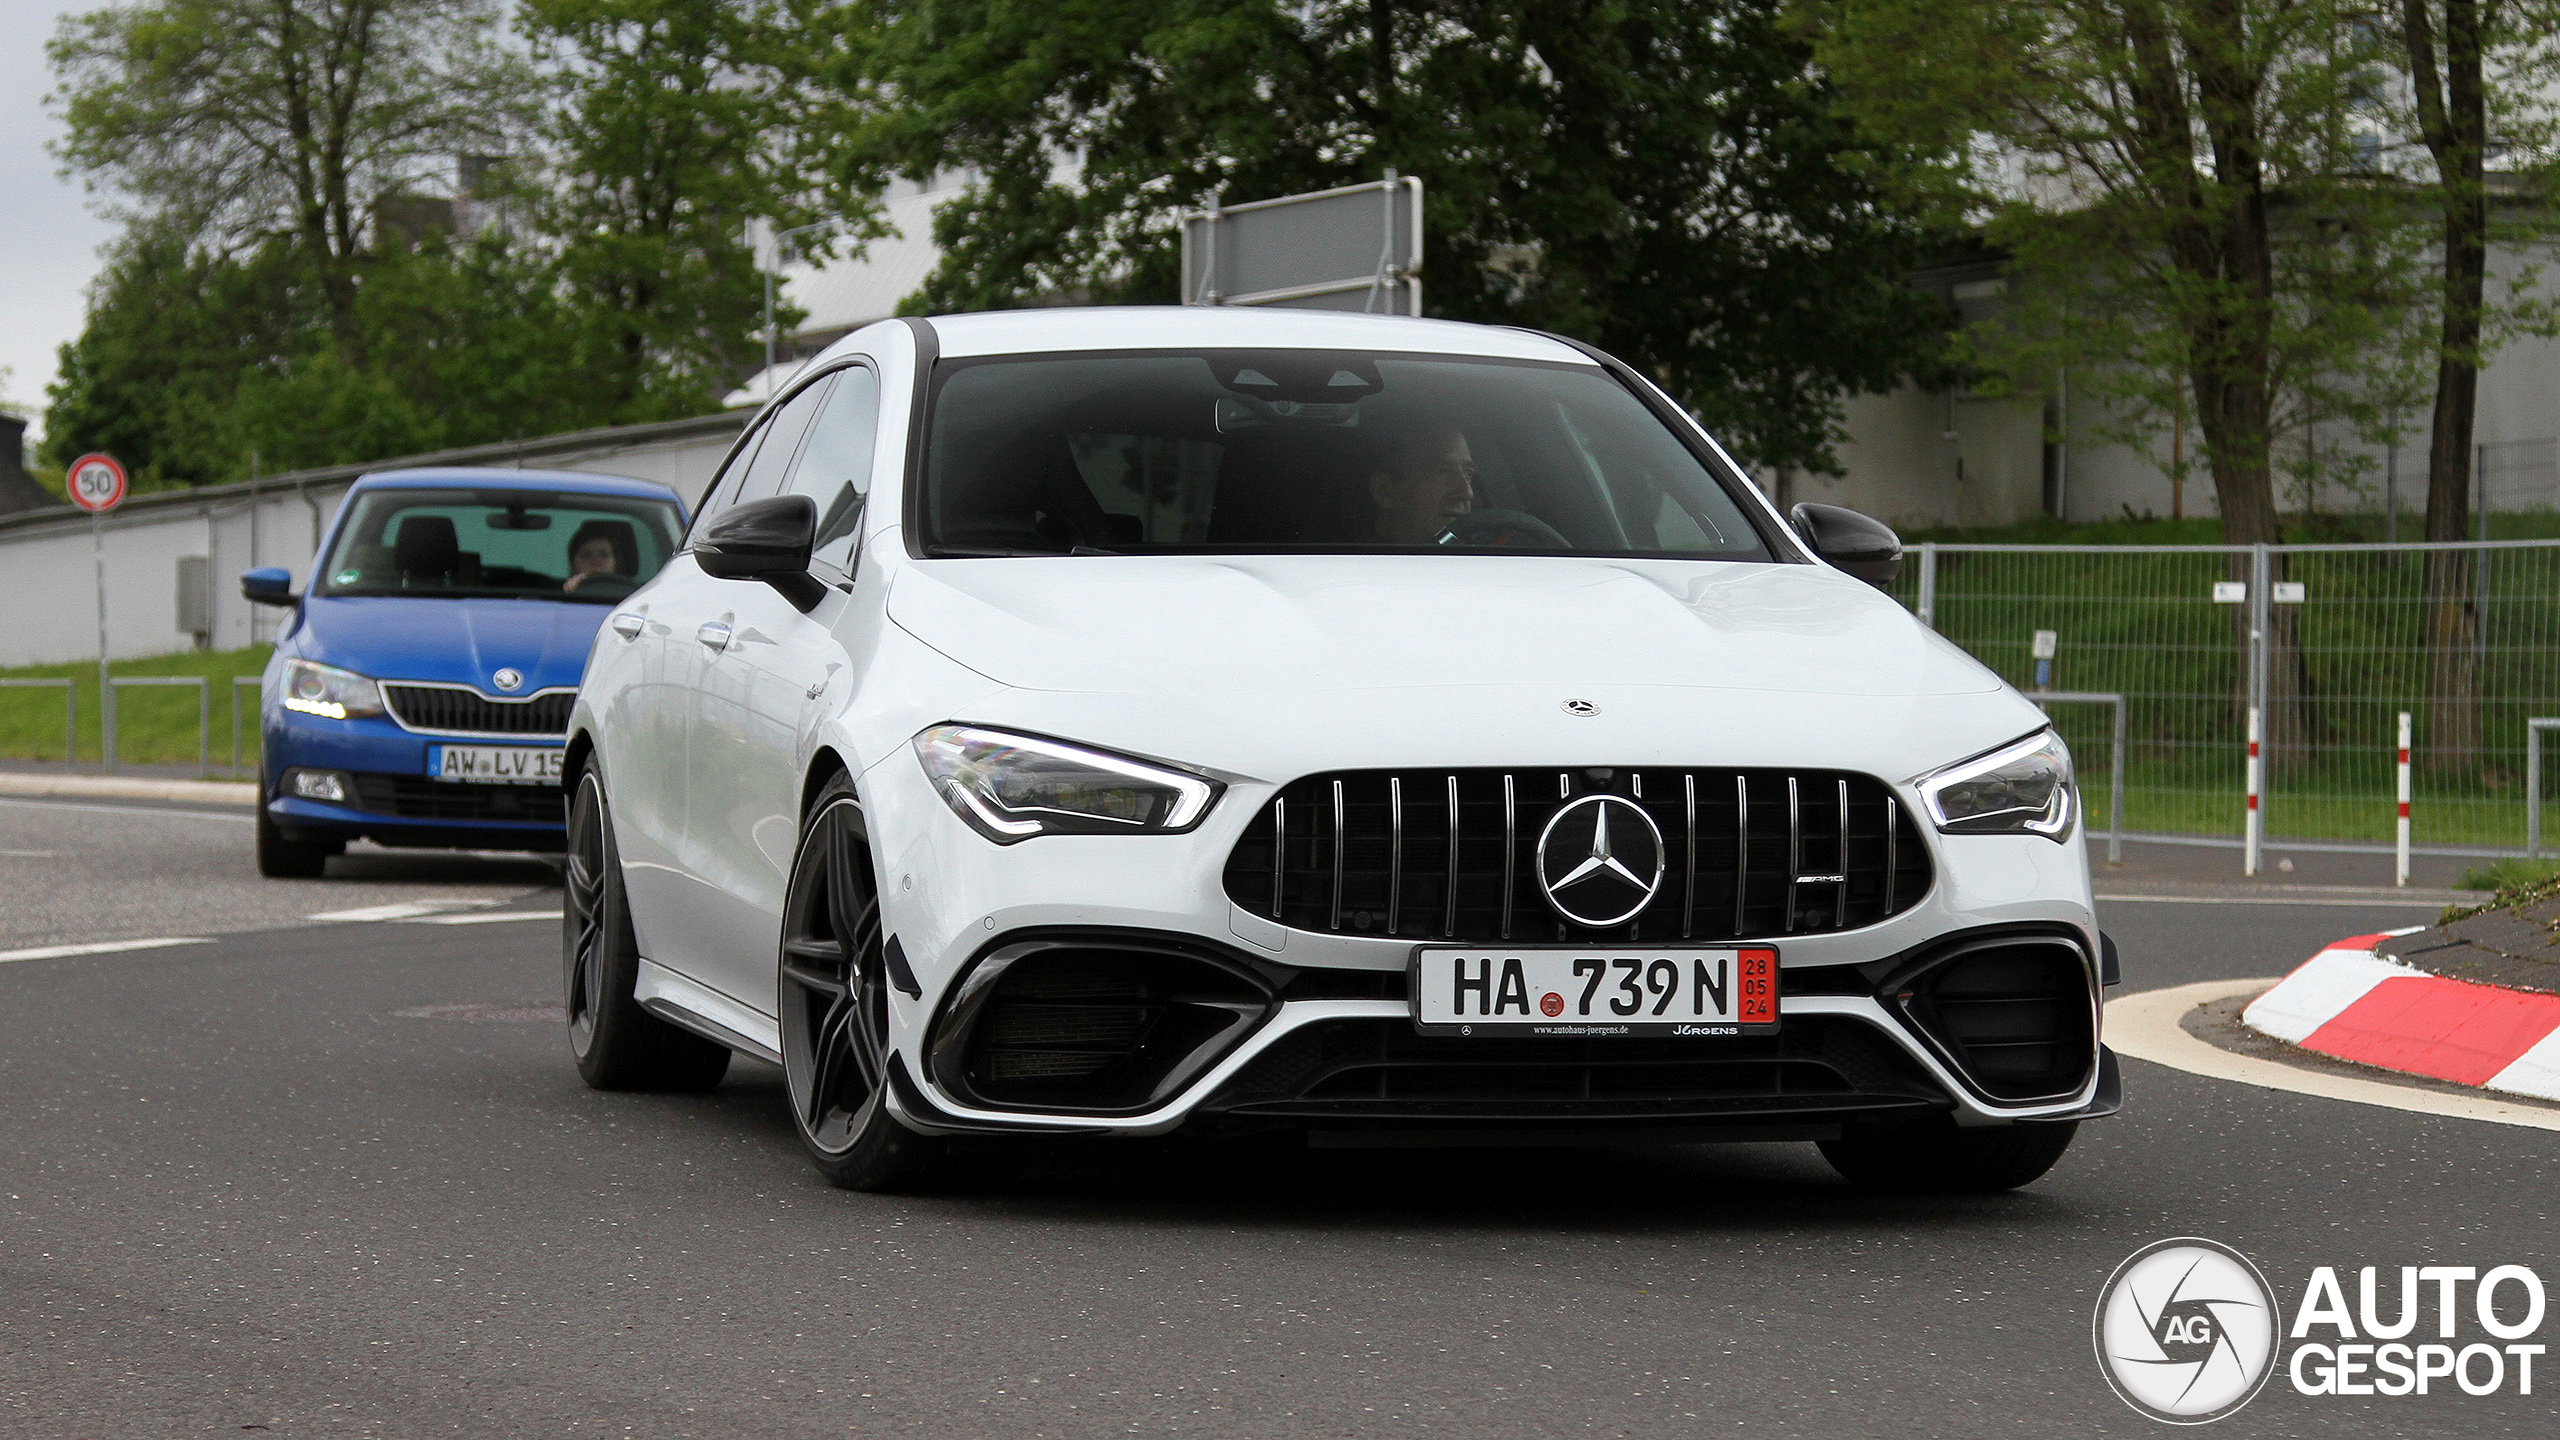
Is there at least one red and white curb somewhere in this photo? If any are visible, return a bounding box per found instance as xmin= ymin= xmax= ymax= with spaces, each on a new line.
xmin=2242 ymin=931 xmax=2560 ymax=1103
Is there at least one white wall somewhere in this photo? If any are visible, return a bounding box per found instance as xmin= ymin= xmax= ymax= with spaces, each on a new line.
xmin=0 ymin=416 xmax=744 ymax=668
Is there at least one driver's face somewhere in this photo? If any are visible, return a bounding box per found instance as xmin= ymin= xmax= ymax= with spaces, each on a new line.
xmin=1369 ymin=431 xmax=1476 ymax=545
xmin=571 ymin=537 xmax=618 ymax=575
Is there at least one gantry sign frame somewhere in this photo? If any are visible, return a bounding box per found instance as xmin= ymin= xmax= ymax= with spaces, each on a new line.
xmin=1180 ymin=173 xmax=1424 ymax=317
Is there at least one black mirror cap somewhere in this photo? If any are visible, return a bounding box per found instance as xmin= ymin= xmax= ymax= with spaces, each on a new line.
xmin=1790 ymin=503 xmax=1902 ymax=588
xmin=240 ymin=566 xmax=298 ymax=607
xmin=695 ymin=495 xmax=816 ymax=581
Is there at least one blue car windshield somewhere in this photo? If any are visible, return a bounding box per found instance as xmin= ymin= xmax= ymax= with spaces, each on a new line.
xmin=316 ymin=489 xmax=683 ymax=603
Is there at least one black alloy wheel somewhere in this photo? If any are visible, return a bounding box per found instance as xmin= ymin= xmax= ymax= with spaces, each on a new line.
xmin=778 ymin=775 xmax=943 ymax=1190
xmin=563 ymin=768 xmax=730 ymax=1090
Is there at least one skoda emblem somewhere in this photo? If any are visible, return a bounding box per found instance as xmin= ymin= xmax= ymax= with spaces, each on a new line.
xmin=492 ymin=668 xmax=524 ymax=693
xmin=1561 ymin=698 xmax=1599 ymax=717
xmin=1533 ymin=795 xmax=1665 ymax=927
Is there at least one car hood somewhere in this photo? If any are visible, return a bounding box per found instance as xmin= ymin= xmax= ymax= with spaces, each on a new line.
xmin=890 ymin=554 xmax=2002 ymax=698
xmin=886 ymin=555 xmax=2043 ymax=779
xmin=292 ymin=595 xmax=605 ymax=692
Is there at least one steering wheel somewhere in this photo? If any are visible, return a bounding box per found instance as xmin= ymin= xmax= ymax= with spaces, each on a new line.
xmin=1435 ymin=509 xmax=1572 ymax=550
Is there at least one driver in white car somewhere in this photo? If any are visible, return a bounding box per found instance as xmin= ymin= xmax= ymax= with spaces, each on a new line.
xmin=1364 ymin=423 xmax=1477 ymax=544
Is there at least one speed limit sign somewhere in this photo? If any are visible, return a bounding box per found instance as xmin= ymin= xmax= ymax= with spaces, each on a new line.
xmin=67 ymin=452 xmax=128 ymax=513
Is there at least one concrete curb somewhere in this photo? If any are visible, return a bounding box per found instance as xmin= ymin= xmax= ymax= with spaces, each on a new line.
xmin=0 ymin=772 xmax=258 ymax=807
xmin=2242 ymin=934 xmax=2560 ymax=1103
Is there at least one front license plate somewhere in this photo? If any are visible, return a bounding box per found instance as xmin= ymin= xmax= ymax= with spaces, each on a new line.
xmin=1410 ymin=947 xmax=1778 ymax=1037
xmin=429 ymin=744 xmax=564 ymax=786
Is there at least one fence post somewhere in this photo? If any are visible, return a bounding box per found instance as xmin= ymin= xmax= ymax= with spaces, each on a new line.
xmin=2108 ymin=693 xmax=2126 ymax=869
xmin=2245 ymin=706 xmax=2264 ymax=877
xmin=2531 ymin=718 xmax=2557 ymax=860
xmin=197 ymin=678 xmax=209 ymax=774
xmin=2247 ymin=542 xmax=2270 ymax=875
xmin=2395 ymin=711 xmax=2412 ymax=888
xmin=1916 ymin=543 xmax=1937 ymax=630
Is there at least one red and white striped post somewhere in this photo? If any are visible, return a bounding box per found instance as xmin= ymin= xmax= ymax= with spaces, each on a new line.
xmin=2395 ymin=711 xmax=2413 ymax=888
xmin=2244 ymin=706 xmax=2264 ymax=877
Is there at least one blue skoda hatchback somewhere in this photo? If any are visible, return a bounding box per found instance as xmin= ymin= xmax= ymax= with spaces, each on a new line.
xmin=241 ymin=467 xmax=689 ymax=877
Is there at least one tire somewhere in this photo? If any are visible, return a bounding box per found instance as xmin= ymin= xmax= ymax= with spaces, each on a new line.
xmin=563 ymin=769 xmax=731 ymax=1091
xmin=1819 ymin=1120 xmax=2078 ymax=1194
xmin=255 ymin=801 xmax=333 ymax=878
xmin=776 ymin=775 xmax=944 ymax=1191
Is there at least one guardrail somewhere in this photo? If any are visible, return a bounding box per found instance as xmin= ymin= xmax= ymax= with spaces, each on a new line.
xmin=105 ymin=675 xmax=209 ymax=773
xmin=0 ymin=678 xmax=75 ymax=765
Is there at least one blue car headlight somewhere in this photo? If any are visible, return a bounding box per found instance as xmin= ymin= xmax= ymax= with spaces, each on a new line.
xmin=279 ymin=658 xmax=386 ymax=720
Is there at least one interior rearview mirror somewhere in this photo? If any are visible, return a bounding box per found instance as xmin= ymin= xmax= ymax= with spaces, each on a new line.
xmin=1789 ymin=503 xmax=1902 ymax=589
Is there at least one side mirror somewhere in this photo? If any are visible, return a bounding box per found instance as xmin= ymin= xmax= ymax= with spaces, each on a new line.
xmin=1789 ymin=503 xmax=1902 ymax=589
xmin=696 ymin=495 xmax=816 ymax=579
xmin=241 ymin=567 xmax=298 ymax=607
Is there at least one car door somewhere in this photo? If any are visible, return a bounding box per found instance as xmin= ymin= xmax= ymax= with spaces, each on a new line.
xmin=629 ymin=382 xmax=829 ymax=980
xmin=673 ymin=373 xmax=851 ymax=1010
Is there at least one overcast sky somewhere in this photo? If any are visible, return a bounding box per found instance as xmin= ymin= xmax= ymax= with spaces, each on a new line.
xmin=3 ymin=0 xmax=120 ymax=435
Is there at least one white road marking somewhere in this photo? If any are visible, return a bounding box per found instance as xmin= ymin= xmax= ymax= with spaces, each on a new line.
xmin=400 ymin=910 xmax=563 ymax=925
xmin=2105 ymin=978 xmax=2560 ymax=1132
xmin=0 ymin=937 xmax=212 ymax=964
xmin=2096 ymin=894 xmax=2456 ymax=907
xmin=306 ymin=899 xmax=502 ymax=922
xmin=0 ymin=850 xmax=61 ymax=857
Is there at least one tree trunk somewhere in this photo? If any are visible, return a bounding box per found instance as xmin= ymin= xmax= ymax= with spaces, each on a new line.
xmin=2405 ymin=0 xmax=2489 ymax=771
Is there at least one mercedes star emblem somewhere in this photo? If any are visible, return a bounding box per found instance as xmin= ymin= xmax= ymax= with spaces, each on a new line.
xmin=1561 ymin=698 xmax=1599 ymax=716
xmin=492 ymin=668 xmax=524 ymax=692
xmin=1533 ymin=794 xmax=1665 ymax=927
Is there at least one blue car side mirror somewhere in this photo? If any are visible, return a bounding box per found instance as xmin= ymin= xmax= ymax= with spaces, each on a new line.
xmin=241 ymin=566 xmax=299 ymax=607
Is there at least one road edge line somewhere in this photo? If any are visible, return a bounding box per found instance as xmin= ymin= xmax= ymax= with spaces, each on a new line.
xmin=0 ymin=936 xmax=214 ymax=964
xmin=2104 ymin=979 xmax=2560 ymax=1133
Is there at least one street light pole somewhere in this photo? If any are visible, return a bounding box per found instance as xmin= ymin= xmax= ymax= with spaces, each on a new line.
xmin=760 ymin=216 xmax=864 ymax=404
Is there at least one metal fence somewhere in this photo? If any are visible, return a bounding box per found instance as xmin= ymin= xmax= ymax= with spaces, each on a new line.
xmin=1895 ymin=539 xmax=2560 ymax=863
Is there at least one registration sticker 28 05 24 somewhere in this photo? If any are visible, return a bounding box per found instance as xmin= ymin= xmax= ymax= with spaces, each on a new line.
xmin=1409 ymin=947 xmax=1778 ymax=1037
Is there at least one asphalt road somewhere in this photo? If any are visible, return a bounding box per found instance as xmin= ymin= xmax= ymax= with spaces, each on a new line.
xmin=1 ymin=803 xmax=2548 ymax=1438
xmin=0 ymin=796 xmax=557 ymax=951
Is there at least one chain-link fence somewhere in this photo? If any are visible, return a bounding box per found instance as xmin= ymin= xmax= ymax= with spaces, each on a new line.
xmin=1893 ymin=539 xmax=2560 ymax=859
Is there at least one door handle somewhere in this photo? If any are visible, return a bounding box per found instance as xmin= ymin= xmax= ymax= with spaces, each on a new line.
xmin=697 ymin=619 xmax=734 ymax=652
xmin=610 ymin=613 xmax=645 ymax=640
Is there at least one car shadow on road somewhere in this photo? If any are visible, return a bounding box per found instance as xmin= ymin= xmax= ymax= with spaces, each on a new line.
xmin=325 ymin=847 xmax=562 ymax=886
xmin=685 ymin=1065 xmax=2079 ymax=1236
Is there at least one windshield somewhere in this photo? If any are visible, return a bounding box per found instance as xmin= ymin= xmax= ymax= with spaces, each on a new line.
xmin=316 ymin=489 xmax=684 ymax=603
xmin=919 ymin=350 xmax=1774 ymax=560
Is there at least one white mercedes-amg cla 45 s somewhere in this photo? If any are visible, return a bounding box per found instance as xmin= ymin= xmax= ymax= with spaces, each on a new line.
xmin=561 ymin=306 xmax=2118 ymax=1192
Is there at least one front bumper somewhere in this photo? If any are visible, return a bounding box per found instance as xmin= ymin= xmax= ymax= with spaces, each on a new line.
xmin=858 ymin=745 xmax=2112 ymax=1140
xmin=264 ymin=709 xmax=565 ymax=851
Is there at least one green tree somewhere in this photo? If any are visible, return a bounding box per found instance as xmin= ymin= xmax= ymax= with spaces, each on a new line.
xmin=845 ymin=0 xmax=1951 ymax=476
xmin=521 ymin=0 xmax=863 ymax=416
xmin=50 ymin=0 xmax=524 ymax=367
xmin=2394 ymin=1 xmax=2560 ymax=767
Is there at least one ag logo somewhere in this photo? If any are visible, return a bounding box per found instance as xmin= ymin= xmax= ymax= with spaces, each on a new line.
xmin=2094 ymin=1238 xmax=2282 ymax=1423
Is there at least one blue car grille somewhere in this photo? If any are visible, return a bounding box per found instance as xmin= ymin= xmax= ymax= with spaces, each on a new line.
xmin=382 ymin=685 xmax=573 ymax=735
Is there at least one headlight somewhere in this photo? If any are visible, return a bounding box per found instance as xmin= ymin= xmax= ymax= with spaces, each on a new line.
xmin=1915 ymin=730 xmax=2074 ymax=840
xmin=279 ymin=658 xmax=385 ymax=720
xmin=914 ymin=725 xmax=1221 ymax=844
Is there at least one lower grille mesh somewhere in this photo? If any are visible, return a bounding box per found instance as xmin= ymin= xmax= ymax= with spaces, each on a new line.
xmin=349 ymin=774 xmax=566 ymax=823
